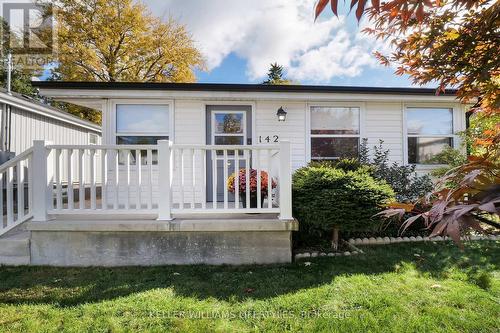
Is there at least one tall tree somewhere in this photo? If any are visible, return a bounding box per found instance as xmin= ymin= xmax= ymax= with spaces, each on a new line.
xmin=262 ymin=63 xmax=293 ymax=85
xmin=51 ymin=0 xmax=205 ymax=82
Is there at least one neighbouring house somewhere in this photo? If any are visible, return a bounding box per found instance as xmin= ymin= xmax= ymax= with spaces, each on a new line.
xmin=0 ymin=89 xmax=101 ymax=162
xmin=0 ymin=82 xmax=467 ymax=266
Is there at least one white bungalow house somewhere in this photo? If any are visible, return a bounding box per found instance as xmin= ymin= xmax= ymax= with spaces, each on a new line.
xmin=0 ymin=82 xmax=467 ymax=266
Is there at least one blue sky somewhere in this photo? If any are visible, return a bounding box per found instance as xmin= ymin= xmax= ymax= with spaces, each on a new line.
xmin=148 ymin=1 xmax=418 ymax=87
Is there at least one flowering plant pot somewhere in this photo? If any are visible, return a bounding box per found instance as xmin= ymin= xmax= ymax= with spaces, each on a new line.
xmin=227 ymin=168 xmax=277 ymax=208
xmin=239 ymin=192 xmax=266 ymax=208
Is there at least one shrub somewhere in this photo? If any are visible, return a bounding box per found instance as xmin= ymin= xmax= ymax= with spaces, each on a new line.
xmin=292 ymin=165 xmax=394 ymax=248
xmin=360 ymin=139 xmax=433 ymax=202
xmin=308 ymin=158 xmax=373 ymax=173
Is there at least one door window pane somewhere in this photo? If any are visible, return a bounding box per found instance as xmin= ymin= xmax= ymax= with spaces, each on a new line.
xmin=311 ymin=107 xmax=359 ymax=134
xmin=407 ymin=108 xmax=453 ymax=135
xmin=116 ymin=104 xmax=170 ymax=133
xmin=214 ymin=136 xmax=244 ymax=145
xmin=311 ymin=137 xmax=359 ymax=159
xmin=214 ymin=113 xmax=244 ymax=134
xmin=408 ymin=137 xmax=453 ymax=164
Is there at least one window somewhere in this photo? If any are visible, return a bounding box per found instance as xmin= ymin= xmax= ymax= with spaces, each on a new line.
xmin=115 ymin=103 xmax=170 ymax=164
xmin=310 ymin=106 xmax=360 ymax=160
xmin=406 ymin=107 xmax=454 ymax=164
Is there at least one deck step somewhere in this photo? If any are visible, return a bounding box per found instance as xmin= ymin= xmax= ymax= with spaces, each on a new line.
xmin=0 ymin=231 xmax=30 ymax=264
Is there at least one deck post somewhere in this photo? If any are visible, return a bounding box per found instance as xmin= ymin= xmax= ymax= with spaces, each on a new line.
xmin=157 ymin=140 xmax=173 ymax=220
xmin=32 ymin=140 xmax=52 ymax=221
xmin=278 ymin=140 xmax=293 ymax=220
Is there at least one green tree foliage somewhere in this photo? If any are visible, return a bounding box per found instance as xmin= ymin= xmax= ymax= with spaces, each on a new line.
xmin=51 ymin=0 xmax=205 ymax=82
xmin=0 ymin=67 xmax=38 ymax=97
xmin=262 ymin=63 xmax=293 ymax=85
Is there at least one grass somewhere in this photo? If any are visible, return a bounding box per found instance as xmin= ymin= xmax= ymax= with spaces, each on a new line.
xmin=0 ymin=241 xmax=498 ymax=332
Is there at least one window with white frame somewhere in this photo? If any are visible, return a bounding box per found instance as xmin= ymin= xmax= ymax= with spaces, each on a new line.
xmin=310 ymin=106 xmax=360 ymax=160
xmin=115 ymin=104 xmax=170 ymax=164
xmin=406 ymin=107 xmax=454 ymax=164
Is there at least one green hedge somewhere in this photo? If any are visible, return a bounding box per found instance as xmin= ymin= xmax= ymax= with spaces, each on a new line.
xmin=292 ymin=165 xmax=395 ymax=246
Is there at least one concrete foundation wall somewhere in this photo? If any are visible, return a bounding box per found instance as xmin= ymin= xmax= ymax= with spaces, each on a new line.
xmin=30 ymin=229 xmax=293 ymax=266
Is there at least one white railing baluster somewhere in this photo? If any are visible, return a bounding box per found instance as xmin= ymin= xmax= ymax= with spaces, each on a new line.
xmin=234 ymin=149 xmax=239 ymax=209
xmin=212 ymin=150 xmax=217 ymax=209
xmin=125 ymin=150 xmax=130 ymax=210
xmin=17 ymin=160 xmax=25 ymax=220
xmin=267 ymin=149 xmax=272 ymax=209
xmin=202 ymin=149 xmax=206 ymax=209
xmin=27 ymin=156 xmax=32 ymax=216
xmin=114 ymin=150 xmax=119 ymax=209
xmin=90 ymin=149 xmax=96 ymax=210
xmin=180 ymin=149 xmax=184 ymax=210
xmin=245 ymin=150 xmax=250 ymax=209
xmin=78 ymin=149 xmax=85 ymax=209
xmin=157 ymin=140 xmax=172 ymax=220
xmin=67 ymin=149 xmax=74 ymax=210
xmin=255 ymin=149 xmax=261 ymax=209
xmin=135 ymin=149 xmax=141 ymax=209
xmin=191 ymin=149 xmax=195 ymax=209
xmin=55 ymin=149 xmax=62 ymax=210
xmin=6 ymin=167 xmax=13 ymax=225
xmin=147 ymin=149 xmax=153 ymax=210
xmin=101 ymin=149 xmax=107 ymax=210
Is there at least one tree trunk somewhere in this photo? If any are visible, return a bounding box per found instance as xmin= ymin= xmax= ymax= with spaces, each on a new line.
xmin=331 ymin=226 xmax=339 ymax=251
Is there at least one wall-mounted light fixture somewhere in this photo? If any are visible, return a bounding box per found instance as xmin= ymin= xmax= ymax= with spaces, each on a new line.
xmin=276 ymin=106 xmax=287 ymax=122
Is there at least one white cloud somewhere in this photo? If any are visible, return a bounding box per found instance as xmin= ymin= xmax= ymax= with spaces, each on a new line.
xmin=145 ymin=0 xmax=389 ymax=82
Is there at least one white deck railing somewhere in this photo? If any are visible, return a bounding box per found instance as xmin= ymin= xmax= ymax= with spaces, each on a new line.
xmin=0 ymin=147 xmax=33 ymax=236
xmin=28 ymin=140 xmax=292 ymax=221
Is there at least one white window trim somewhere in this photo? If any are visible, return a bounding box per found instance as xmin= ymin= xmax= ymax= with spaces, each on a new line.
xmin=202 ymin=101 xmax=256 ymax=146
xmin=111 ymin=99 xmax=174 ymax=144
xmin=211 ymin=110 xmax=247 ymax=142
xmin=306 ymin=102 xmax=366 ymax=162
xmin=403 ymin=103 xmax=459 ymax=167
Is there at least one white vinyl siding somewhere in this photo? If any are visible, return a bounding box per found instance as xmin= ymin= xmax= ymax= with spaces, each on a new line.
xmin=255 ymin=101 xmax=307 ymax=171
xmin=364 ymin=102 xmax=404 ymax=164
xmin=8 ymin=104 xmax=101 ymax=155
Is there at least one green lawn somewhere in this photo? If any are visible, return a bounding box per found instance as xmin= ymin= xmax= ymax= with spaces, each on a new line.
xmin=0 ymin=241 xmax=498 ymax=333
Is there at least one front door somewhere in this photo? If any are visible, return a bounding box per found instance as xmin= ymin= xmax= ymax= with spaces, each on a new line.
xmin=206 ymin=105 xmax=252 ymax=202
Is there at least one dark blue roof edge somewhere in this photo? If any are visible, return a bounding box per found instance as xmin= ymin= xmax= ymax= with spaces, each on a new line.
xmin=32 ymin=81 xmax=458 ymax=96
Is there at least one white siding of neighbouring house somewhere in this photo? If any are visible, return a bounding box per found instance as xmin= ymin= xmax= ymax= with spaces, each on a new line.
xmin=8 ymin=105 xmax=101 ymax=155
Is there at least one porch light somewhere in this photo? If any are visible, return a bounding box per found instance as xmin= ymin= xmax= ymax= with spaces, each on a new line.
xmin=276 ymin=106 xmax=287 ymax=121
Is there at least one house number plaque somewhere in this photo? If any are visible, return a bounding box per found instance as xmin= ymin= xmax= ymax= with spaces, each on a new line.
xmin=258 ymin=135 xmax=279 ymax=143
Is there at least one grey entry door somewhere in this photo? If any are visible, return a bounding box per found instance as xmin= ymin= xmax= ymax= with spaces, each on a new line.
xmin=206 ymin=105 xmax=252 ymax=202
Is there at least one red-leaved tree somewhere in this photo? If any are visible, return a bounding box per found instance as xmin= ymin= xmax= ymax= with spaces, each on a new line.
xmin=316 ymin=0 xmax=499 ymax=243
